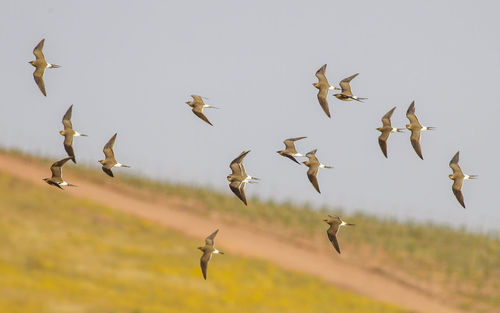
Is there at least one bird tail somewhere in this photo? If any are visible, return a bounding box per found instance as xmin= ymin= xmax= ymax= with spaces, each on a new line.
xmin=205 ymin=105 xmax=219 ymax=109
xmin=117 ymin=164 xmax=131 ymax=168
xmin=396 ymin=128 xmax=405 ymax=133
xmin=346 ymin=223 xmax=355 ymax=226
xmin=67 ymin=183 xmax=77 ymax=187
xmin=467 ymin=175 xmax=478 ymax=179
xmin=352 ymin=96 xmax=367 ymax=102
xmin=49 ymin=64 xmax=61 ymax=68
xmin=425 ymin=126 xmax=436 ymax=131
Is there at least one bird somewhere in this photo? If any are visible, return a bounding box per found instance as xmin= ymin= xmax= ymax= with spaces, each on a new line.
xmin=276 ymin=136 xmax=307 ymax=164
xmin=324 ymin=215 xmax=354 ymax=254
xmin=312 ymin=64 xmax=339 ymax=118
xmin=28 ymin=39 xmax=60 ymax=96
xmin=376 ymin=106 xmax=404 ymax=158
xmin=186 ymin=95 xmax=218 ymax=126
xmin=98 ymin=133 xmax=130 ymax=177
xmin=227 ymin=150 xmax=258 ymax=205
xmin=449 ymin=151 xmax=477 ymax=208
xmin=302 ymin=149 xmax=332 ymax=193
xmin=405 ymin=101 xmax=434 ymax=160
xmin=59 ymin=105 xmax=87 ymax=163
xmin=333 ymin=73 xmax=367 ymax=102
xmin=198 ymin=229 xmax=224 ymax=280
xmin=43 ymin=157 xmax=76 ymax=189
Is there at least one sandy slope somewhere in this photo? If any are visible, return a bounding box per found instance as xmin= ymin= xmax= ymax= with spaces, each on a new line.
xmin=0 ymin=152 xmax=465 ymax=313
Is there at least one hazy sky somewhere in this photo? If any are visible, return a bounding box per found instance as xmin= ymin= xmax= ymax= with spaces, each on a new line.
xmin=1 ymin=1 xmax=499 ymax=232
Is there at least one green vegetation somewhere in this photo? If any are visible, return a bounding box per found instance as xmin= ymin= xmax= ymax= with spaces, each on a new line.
xmin=2 ymin=148 xmax=500 ymax=312
xmin=0 ymin=172 xmax=408 ymax=313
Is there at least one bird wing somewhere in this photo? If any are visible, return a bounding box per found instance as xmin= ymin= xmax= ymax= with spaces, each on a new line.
xmin=33 ymin=39 xmax=45 ymax=60
xmin=190 ymin=95 xmax=205 ymax=105
xmin=103 ymin=133 xmax=117 ymax=159
xmin=229 ymin=180 xmax=247 ymax=205
xmin=327 ymin=223 xmax=341 ymax=254
xmin=406 ymin=102 xmax=422 ymax=127
xmin=205 ymin=229 xmax=219 ymax=246
xmin=33 ymin=67 xmax=47 ymax=96
xmin=230 ymin=151 xmax=250 ymax=175
xmin=200 ymin=250 xmax=212 ymax=280
xmin=452 ymin=180 xmax=465 ymax=208
xmin=50 ymin=157 xmax=72 ymax=180
xmin=378 ymin=132 xmax=390 ymax=158
xmin=307 ymin=164 xmax=321 ymax=193
xmin=102 ymin=167 xmax=114 ymax=177
xmin=282 ymin=154 xmax=300 ymax=164
xmin=192 ymin=107 xmax=213 ymax=126
xmin=381 ymin=107 xmax=396 ymax=127
xmin=339 ymin=73 xmax=359 ymax=96
xmin=62 ymin=105 xmax=73 ymax=130
xmin=283 ymin=136 xmax=306 ymax=151
xmin=63 ymin=135 xmax=75 ymax=161
xmin=410 ymin=129 xmax=423 ymax=159
xmin=317 ymin=86 xmax=331 ymax=118
xmin=449 ymin=151 xmax=464 ymax=175
xmin=315 ymin=64 xmax=329 ymax=85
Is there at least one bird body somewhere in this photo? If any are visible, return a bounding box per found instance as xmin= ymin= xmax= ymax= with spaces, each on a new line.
xmin=449 ymin=151 xmax=477 ymax=208
xmin=324 ymin=215 xmax=354 ymax=254
xmin=59 ymin=105 xmax=87 ymax=163
xmin=186 ymin=95 xmax=218 ymax=126
xmin=227 ymin=150 xmax=258 ymax=205
xmin=377 ymin=106 xmax=404 ymax=158
xmin=302 ymin=149 xmax=331 ymax=193
xmin=98 ymin=133 xmax=130 ymax=177
xmin=277 ymin=136 xmax=307 ymax=164
xmin=405 ymin=101 xmax=434 ymax=159
xmin=333 ymin=73 xmax=366 ymax=102
xmin=29 ymin=39 xmax=60 ymax=96
xmin=198 ymin=229 xmax=224 ymax=280
xmin=43 ymin=157 xmax=76 ymax=189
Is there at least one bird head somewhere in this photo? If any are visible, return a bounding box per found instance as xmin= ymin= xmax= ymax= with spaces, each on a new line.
xmin=59 ymin=130 xmax=65 ymax=136
xmin=312 ymin=83 xmax=319 ymax=89
xmin=197 ymin=247 xmax=204 ymax=252
xmin=406 ymin=124 xmax=411 ymax=130
xmin=42 ymin=178 xmax=49 ymax=182
xmin=448 ymin=174 xmax=454 ymax=180
xmin=98 ymin=160 xmax=105 ymax=165
xmin=28 ymin=61 xmax=35 ymax=67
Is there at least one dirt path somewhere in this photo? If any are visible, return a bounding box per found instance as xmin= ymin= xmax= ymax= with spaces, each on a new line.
xmin=0 ymin=152 xmax=464 ymax=313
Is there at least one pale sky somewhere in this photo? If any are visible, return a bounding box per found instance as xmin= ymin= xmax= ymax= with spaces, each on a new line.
xmin=1 ymin=0 xmax=499 ymax=233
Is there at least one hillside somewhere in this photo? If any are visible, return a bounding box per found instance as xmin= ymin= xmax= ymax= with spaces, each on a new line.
xmin=0 ymin=149 xmax=499 ymax=313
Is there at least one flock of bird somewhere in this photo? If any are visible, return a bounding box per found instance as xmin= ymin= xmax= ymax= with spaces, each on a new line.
xmin=28 ymin=38 xmax=476 ymax=280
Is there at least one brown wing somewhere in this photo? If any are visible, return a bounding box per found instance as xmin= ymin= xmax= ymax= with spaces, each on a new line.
xmin=50 ymin=157 xmax=72 ymax=180
xmin=229 ymin=180 xmax=247 ymax=205
xmin=205 ymin=229 xmax=219 ymax=246
xmin=327 ymin=223 xmax=341 ymax=254
xmin=63 ymin=135 xmax=75 ymax=162
xmin=452 ymin=180 xmax=465 ymax=208
xmin=307 ymin=164 xmax=321 ymax=193
xmin=406 ymin=101 xmax=422 ymax=127
xmin=283 ymin=136 xmax=306 ymax=151
xmin=378 ymin=132 xmax=391 ymax=158
xmin=410 ymin=129 xmax=423 ymax=159
xmin=449 ymin=151 xmax=463 ymax=175
xmin=315 ymin=64 xmax=329 ymax=85
xmin=282 ymin=154 xmax=300 ymax=164
xmin=317 ymin=86 xmax=331 ymax=118
xmin=305 ymin=149 xmax=319 ymax=163
xmin=192 ymin=107 xmax=213 ymax=126
xmin=33 ymin=39 xmax=45 ymax=60
xmin=339 ymin=73 xmax=359 ymax=96
xmin=103 ymin=133 xmax=117 ymax=159
xmin=381 ymin=107 xmax=396 ymax=127
xmin=230 ymin=151 xmax=250 ymax=176
xmin=62 ymin=105 xmax=73 ymax=130
xmin=33 ymin=67 xmax=47 ymax=96
xmin=200 ymin=250 xmax=212 ymax=280
xmin=190 ymin=95 xmax=205 ymax=106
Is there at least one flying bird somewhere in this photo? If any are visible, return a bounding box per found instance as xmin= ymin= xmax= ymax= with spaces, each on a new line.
xmin=324 ymin=215 xmax=354 ymax=254
xmin=98 ymin=133 xmax=130 ymax=177
xmin=405 ymin=101 xmax=434 ymax=159
xmin=376 ymin=106 xmax=404 ymax=158
xmin=276 ymin=136 xmax=307 ymax=164
xmin=302 ymin=149 xmax=332 ymax=193
xmin=227 ymin=150 xmax=258 ymax=205
xmin=28 ymin=39 xmax=60 ymax=96
xmin=43 ymin=157 xmax=76 ymax=189
xmin=312 ymin=64 xmax=339 ymax=118
xmin=449 ymin=151 xmax=477 ymax=208
xmin=60 ymin=105 xmax=87 ymax=163
xmin=198 ymin=229 xmax=224 ymax=280
xmin=186 ymin=95 xmax=218 ymax=126
xmin=333 ymin=73 xmax=367 ymax=102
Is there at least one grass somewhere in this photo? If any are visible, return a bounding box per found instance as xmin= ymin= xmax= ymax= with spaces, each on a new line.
xmin=2 ymin=147 xmax=500 ymax=312
xmin=0 ymin=172 xmax=410 ymax=313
